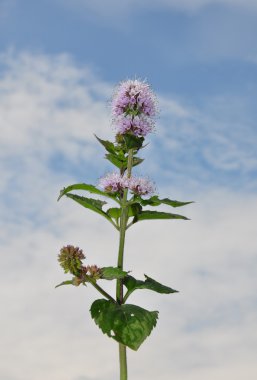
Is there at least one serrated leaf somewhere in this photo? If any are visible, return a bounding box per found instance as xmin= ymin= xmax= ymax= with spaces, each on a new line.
xmin=90 ymin=299 xmax=158 ymax=350
xmin=105 ymin=153 xmax=125 ymax=169
xmin=134 ymin=210 xmax=189 ymax=223
xmin=65 ymin=194 xmax=115 ymax=226
xmin=55 ymin=280 xmax=73 ymax=288
xmin=66 ymin=193 xmax=106 ymax=210
xmin=58 ymin=183 xmax=119 ymax=203
xmin=95 ymin=135 xmax=116 ymax=154
xmin=137 ymin=195 xmax=193 ymax=208
xmin=124 ymin=275 xmax=178 ymax=296
xmin=123 ymin=134 xmax=144 ymax=150
xmin=161 ymin=198 xmax=194 ymax=207
xmin=101 ymin=267 xmax=128 ymax=280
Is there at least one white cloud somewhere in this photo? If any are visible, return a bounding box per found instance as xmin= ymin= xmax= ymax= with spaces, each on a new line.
xmin=1 ymin=49 xmax=257 ymax=380
xmin=0 ymin=49 xmax=114 ymax=226
xmin=146 ymin=93 xmax=257 ymax=193
xmin=1 ymin=188 xmax=257 ymax=380
xmin=0 ymin=49 xmax=111 ymax=154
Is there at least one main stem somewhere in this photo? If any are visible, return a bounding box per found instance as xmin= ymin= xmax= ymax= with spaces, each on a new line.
xmin=116 ymin=148 xmax=134 ymax=380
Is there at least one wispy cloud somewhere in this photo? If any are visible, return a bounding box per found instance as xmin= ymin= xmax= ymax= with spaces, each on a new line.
xmin=0 ymin=50 xmax=113 ymax=226
xmin=145 ymin=93 xmax=257 ymax=193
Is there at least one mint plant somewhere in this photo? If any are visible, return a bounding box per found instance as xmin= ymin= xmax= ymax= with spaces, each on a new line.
xmin=56 ymin=79 xmax=192 ymax=380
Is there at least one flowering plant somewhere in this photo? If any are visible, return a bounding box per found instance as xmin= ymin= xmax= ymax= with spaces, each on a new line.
xmin=57 ymin=79 xmax=192 ymax=379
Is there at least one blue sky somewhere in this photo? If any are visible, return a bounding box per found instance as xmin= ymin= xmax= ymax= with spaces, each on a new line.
xmin=1 ymin=1 xmax=257 ymax=380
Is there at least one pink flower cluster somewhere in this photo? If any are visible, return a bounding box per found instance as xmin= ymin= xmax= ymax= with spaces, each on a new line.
xmin=112 ymin=79 xmax=157 ymax=137
xmin=117 ymin=115 xmax=153 ymax=137
xmin=99 ymin=172 xmax=155 ymax=196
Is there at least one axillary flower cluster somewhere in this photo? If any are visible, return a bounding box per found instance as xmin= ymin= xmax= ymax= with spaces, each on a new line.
xmin=99 ymin=173 xmax=155 ymax=196
xmin=58 ymin=245 xmax=101 ymax=286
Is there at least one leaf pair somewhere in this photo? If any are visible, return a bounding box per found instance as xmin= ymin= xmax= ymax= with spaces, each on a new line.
xmin=95 ymin=135 xmax=144 ymax=172
xmin=56 ymin=267 xmax=178 ymax=350
xmin=58 ymin=182 xmax=192 ymax=230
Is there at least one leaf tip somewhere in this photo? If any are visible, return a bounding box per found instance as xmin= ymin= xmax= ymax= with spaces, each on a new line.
xmin=57 ymin=188 xmax=65 ymax=201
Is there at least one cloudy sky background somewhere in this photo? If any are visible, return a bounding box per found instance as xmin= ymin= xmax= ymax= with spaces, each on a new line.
xmin=1 ymin=1 xmax=257 ymax=379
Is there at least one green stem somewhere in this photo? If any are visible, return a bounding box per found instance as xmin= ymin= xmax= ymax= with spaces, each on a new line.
xmin=116 ymin=148 xmax=134 ymax=380
xmin=122 ymin=289 xmax=132 ymax=304
xmin=119 ymin=344 xmax=128 ymax=380
xmin=85 ymin=276 xmax=116 ymax=303
xmin=116 ymin=149 xmax=134 ymax=303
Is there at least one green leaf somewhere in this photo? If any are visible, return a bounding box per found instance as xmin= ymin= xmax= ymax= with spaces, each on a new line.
xmin=160 ymin=198 xmax=194 ymax=207
xmin=123 ymin=134 xmax=144 ymax=150
xmin=105 ymin=153 xmax=125 ymax=169
xmin=106 ymin=207 xmax=121 ymax=219
xmin=101 ymin=267 xmax=128 ymax=280
xmin=132 ymin=156 xmax=144 ymax=167
xmin=95 ymin=135 xmax=116 ymax=154
xmin=128 ymin=203 xmax=142 ymax=217
xmin=55 ymin=280 xmax=73 ymax=288
xmin=58 ymin=183 xmax=119 ymax=203
xmin=90 ymin=299 xmax=158 ymax=350
xmin=134 ymin=210 xmax=189 ymax=223
xmin=124 ymin=275 xmax=178 ymax=296
xmin=105 ymin=153 xmax=143 ymax=171
xmin=65 ymin=194 xmax=115 ymax=225
xmin=137 ymin=195 xmax=193 ymax=208
xmin=106 ymin=204 xmax=142 ymax=220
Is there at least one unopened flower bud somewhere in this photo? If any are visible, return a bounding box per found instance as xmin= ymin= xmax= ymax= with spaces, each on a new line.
xmin=115 ymin=133 xmax=124 ymax=144
xmin=86 ymin=265 xmax=102 ymax=280
xmin=72 ymin=277 xmax=83 ymax=286
xmin=58 ymin=245 xmax=85 ymax=276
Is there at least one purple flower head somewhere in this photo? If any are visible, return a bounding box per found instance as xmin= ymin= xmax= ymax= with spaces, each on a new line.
xmin=112 ymin=79 xmax=157 ymax=117
xmin=98 ymin=172 xmax=129 ymax=193
xmin=115 ymin=115 xmax=153 ymax=137
xmin=112 ymin=79 xmax=157 ymax=137
xmin=128 ymin=176 xmax=155 ymax=196
xmin=99 ymin=172 xmax=155 ymax=197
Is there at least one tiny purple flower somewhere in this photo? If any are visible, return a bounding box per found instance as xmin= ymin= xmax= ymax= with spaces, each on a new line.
xmin=98 ymin=173 xmax=129 ymax=193
xmin=128 ymin=176 xmax=155 ymax=196
xmin=112 ymin=79 xmax=157 ymax=117
xmin=99 ymin=172 xmax=155 ymax=197
xmin=115 ymin=115 xmax=153 ymax=137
